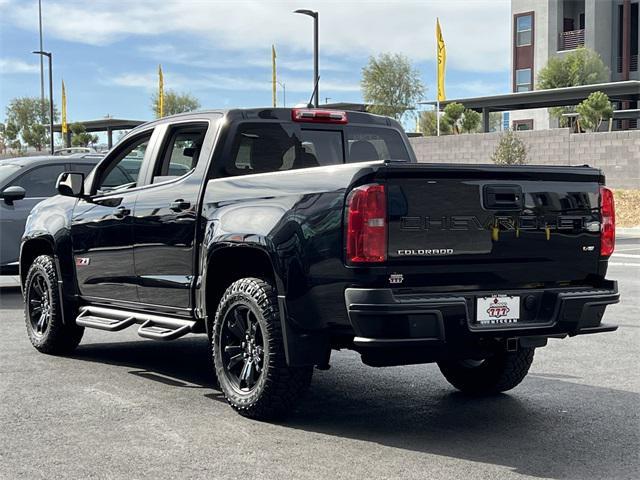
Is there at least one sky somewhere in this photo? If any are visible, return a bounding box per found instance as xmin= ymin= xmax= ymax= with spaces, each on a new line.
xmin=0 ymin=0 xmax=511 ymax=125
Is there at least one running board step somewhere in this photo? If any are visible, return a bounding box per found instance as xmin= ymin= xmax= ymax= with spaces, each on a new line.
xmin=76 ymin=306 xmax=196 ymax=341
xmin=138 ymin=320 xmax=193 ymax=340
xmin=76 ymin=312 xmax=137 ymax=331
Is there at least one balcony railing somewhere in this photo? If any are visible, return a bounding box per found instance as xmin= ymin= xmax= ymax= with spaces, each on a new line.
xmin=617 ymin=55 xmax=639 ymax=73
xmin=558 ymin=29 xmax=585 ymax=51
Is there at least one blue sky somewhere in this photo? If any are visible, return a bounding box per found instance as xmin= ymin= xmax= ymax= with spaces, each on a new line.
xmin=0 ymin=0 xmax=511 ymax=126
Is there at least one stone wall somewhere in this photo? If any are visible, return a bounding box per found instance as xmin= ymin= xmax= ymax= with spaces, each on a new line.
xmin=409 ymin=129 xmax=640 ymax=189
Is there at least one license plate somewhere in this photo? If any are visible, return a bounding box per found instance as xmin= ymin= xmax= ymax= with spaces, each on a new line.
xmin=476 ymin=295 xmax=520 ymax=325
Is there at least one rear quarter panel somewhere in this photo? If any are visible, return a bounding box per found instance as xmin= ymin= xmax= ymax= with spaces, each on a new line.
xmin=200 ymin=161 xmax=384 ymax=330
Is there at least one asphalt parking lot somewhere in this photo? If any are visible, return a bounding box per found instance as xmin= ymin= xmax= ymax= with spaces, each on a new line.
xmin=1 ymin=236 xmax=638 ymax=480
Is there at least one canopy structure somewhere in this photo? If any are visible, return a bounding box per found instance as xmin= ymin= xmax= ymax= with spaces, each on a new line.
xmin=421 ymin=81 xmax=640 ymax=132
xmin=53 ymin=118 xmax=145 ymax=149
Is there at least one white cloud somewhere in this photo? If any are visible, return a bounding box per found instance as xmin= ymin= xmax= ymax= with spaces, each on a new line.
xmin=0 ymin=58 xmax=40 ymax=74
xmin=6 ymin=0 xmax=510 ymax=73
xmin=107 ymin=70 xmax=359 ymax=93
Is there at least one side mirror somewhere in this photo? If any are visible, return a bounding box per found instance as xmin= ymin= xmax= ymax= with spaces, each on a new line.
xmin=56 ymin=172 xmax=85 ymax=198
xmin=0 ymin=185 xmax=26 ymax=205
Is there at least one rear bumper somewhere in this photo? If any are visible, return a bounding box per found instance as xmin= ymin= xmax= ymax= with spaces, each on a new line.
xmin=344 ymin=281 xmax=619 ymax=348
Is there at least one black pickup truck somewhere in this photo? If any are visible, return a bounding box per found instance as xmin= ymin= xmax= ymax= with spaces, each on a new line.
xmin=20 ymin=108 xmax=619 ymax=420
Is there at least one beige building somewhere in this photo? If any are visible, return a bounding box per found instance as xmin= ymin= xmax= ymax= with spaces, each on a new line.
xmin=510 ymin=0 xmax=639 ymax=130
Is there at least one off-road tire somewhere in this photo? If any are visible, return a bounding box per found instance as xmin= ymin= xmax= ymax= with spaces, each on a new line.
xmin=24 ymin=255 xmax=84 ymax=354
xmin=437 ymin=347 xmax=535 ymax=395
xmin=212 ymin=277 xmax=313 ymax=420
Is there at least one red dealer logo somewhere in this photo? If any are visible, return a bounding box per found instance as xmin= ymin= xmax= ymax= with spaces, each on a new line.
xmin=487 ymin=297 xmax=510 ymax=318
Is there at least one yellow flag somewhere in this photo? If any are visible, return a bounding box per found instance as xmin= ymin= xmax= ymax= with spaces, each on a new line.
xmin=436 ymin=18 xmax=446 ymax=102
xmin=61 ymin=80 xmax=68 ymax=135
xmin=272 ymin=45 xmax=277 ymax=108
xmin=158 ymin=64 xmax=164 ymax=118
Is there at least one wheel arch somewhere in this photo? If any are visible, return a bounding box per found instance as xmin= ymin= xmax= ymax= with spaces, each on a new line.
xmin=200 ymin=244 xmax=281 ymax=336
xmin=20 ymin=234 xmax=78 ymax=324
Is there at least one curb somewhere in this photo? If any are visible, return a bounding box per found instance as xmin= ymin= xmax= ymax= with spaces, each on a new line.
xmin=617 ymin=228 xmax=640 ymax=238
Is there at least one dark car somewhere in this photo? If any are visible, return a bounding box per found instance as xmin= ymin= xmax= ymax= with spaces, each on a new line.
xmin=0 ymin=155 xmax=103 ymax=274
xmin=19 ymin=108 xmax=619 ymax=421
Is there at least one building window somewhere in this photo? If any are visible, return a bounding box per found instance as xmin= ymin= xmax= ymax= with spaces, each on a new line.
xmin=513 ymin=120 xmax=533 ymax=131
xmin=516 ymin=14 xmax=533 ymax=46
xmin=515 ymin=68 xmax=532 ymax=91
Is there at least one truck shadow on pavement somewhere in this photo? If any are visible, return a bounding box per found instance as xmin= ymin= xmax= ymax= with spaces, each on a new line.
xmin=70 ymin=338 xmax=638 ymax=480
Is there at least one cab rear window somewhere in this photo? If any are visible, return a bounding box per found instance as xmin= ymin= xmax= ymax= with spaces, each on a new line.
xmin=224 ymin=123 xmax=409 ymax=176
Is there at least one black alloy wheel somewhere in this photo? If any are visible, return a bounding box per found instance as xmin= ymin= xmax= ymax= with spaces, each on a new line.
xmin=27 ymin=271 xmax=52 ymax=337
xmin=24 ymin=255 xmax=84 ymax=354
xmin=219 ymin=303 xmax=265 ymax=393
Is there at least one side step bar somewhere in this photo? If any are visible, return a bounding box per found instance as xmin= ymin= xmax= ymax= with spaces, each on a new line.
xmin=76 ymin=306 xmax=196 ymax=341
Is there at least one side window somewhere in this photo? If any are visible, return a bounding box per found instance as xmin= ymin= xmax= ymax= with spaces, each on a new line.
xmin=152 ymin=124 xmax=207 ymax=183
xmin=69 ymin=163 xmax=96 ymax=176
xmin=226 ymin=123 xmax=343 ymax=176
xmin=96 ymin=133 xmax=152 ymax=193
xmin=10 ymin=164 xmax=67 ymax=198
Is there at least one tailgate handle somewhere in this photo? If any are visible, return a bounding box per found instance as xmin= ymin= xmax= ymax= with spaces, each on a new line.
xmin=483 ymin=185 xmax=522 ymax=210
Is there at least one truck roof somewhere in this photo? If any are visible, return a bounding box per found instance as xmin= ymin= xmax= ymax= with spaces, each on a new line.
xmin=128 ymin=107 xmax=402 ymax=135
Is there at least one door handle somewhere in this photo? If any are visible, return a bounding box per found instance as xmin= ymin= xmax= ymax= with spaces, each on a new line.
xmin=113 ymin=206 xmax=130 ymax=218
xmin=170 ymin=199 xmax=191 ymax=212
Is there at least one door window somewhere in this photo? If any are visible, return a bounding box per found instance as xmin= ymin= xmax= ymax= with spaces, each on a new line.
xmin=95 ymin=133 xmax=152 ymax=193
xmin=10 ymin=164 xmax=67 ymax=198
xmin=152 ymin=124 xmax=207 ymax=183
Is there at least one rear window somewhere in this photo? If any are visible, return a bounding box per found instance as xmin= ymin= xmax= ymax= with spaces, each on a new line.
xmin=224 ymin=122 xmax=410 ymax=176
xmin=227 ymin=123 xmax=343 ymax=175
xmin=346 ymin=127 xmax=410 ymax=162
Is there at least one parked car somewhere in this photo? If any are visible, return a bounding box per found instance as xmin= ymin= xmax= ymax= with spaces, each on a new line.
xmin=20 ymin=108 xmax=619 ymax=421
xmin=54 ymin=147 xmax=95 ymax=156
xmin=1 ymin=154 xmax=109 ymax=274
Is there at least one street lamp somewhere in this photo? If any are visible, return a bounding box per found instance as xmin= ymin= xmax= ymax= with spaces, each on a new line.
xmin=293 ymin=9 xmax=319 ymax=107
xmin=32 ymin=50 xmax=54 ymax=154
xmin=277 ymin=80 xmax=286 ymax=107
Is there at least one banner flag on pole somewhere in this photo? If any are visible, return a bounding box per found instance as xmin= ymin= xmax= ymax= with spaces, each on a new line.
xmin=61 ymin=80 xmax=68 ymax=135
xmin=436 ymin=18 xmax=446 ymax=102
xmin=158 ymin=64 xmax=164 ymax=118
xmin=272 ymin=45 xmax=277 ymax=108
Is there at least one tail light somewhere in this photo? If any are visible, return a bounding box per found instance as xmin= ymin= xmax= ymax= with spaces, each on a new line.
xmin=291 ymin=108 xmax=348 ymax=124
xmin=346 ymin=184 xmax=387 ymax=263
xmin=600 ymin=186 xmax=615 ymax=257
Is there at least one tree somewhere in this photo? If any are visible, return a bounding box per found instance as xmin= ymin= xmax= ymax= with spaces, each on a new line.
xmin=5 ymin=97 xmax=59 ymax=151
xmin=537 ymin=48 xmax=609 ymax=126
xmin=576 ymin=91 xmax=613 ymax=132
xmin=151 ymin=90 xmax=201 ymax=118
xmin=417 ymin=110 xmax=451 ymax=136
xmin=491 ymin=130 xmax=527 ymax=165
xmin=0 ymin=123 xmax=6 ymax=154
xmin=361 ymin=53 xmax=425 ymax=121
xmin=441 ymin=102 xmax=465 ymax=134
xmin=69 ymin=122 xmax=99 ymax=147
xmin=461 ymin=109 xmax=482 ymax=133
xmin=489 ymin=112 xmax=502 ymax=132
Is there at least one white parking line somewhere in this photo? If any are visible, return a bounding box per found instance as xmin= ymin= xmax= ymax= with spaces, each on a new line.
xmin=612 ymin=253 xmax=640 ymax=259
xmin=609 ymin=262 xmax=640 ymax=267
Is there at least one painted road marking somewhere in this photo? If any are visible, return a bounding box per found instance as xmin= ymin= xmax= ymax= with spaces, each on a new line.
xmin=612 ymin=253 xmax=640 ymax=259
xmin=609 ymin=262 xmax=640 ymax=267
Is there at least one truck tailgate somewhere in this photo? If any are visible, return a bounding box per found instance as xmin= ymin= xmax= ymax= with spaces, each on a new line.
xmin=379 ymin=163 xmax=604 ymax=287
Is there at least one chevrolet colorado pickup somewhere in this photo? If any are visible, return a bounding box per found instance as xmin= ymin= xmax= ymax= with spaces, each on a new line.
xmin=20 ymin=108 xmax=619 ymax=420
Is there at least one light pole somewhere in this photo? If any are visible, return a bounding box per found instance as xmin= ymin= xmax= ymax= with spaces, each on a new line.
xmin=277 ymin=80 xmax=286 ymax=107
xmin=294 ymin=9 xmax=319 ymax=107
xmin=38 ymin=0 xmax=45 ymax=120
xmin=32 ymin=50 xmax=54 ymax=154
